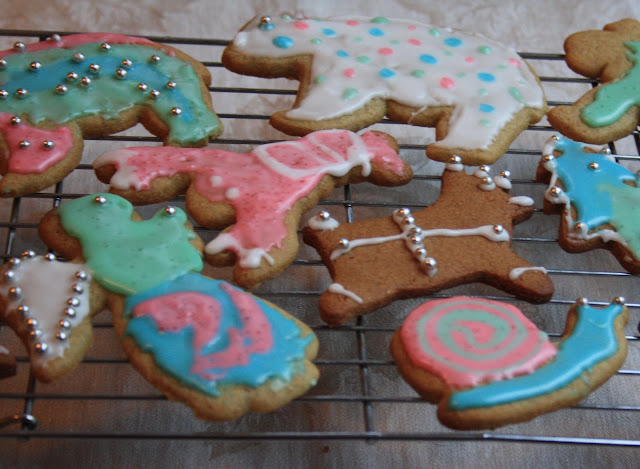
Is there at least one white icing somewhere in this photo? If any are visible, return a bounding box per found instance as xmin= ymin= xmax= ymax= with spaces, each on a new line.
xmin=509 ymin=196 xmax=534 ymax=207
xmin=0 ymin=345 xmax=10 ymax=355
xmin=0 ymin=256 xmax=91 ymax=366
xmin=225 ymin=187 xmax=240 ymax=200
xmin=479 ymin=178 xmax=496 ymax=191
xmin=473 ymin=167 xmax=490 ymax=179
xmin=232 ymin=16 xmax=545 ymax=151
xmin=205 ymin=232 xmax=275 ymax=268
xmin=211 ymin=175 xmax=223 ymax=186
xmin=446 ymin=162 xmax=464 ymax=172
xmin=494 ymin=175 xmax=512 ymax=190
xmin=509 ymin=266 xmax=548 ymax=280
xmin=308 ymin=214 xmax=340 ymax=231
xmin=93 ymin=147 xmax=145 ymax=190
xmin=327 ymin=283 xmax=364 ymax=303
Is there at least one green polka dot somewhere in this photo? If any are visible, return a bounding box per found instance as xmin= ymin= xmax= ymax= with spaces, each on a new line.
xmin=497 ymin=64 xmax=507 ymax=69
xmin=343 ymin=88 xmax=358 ymax=100
xmin=390 ymin=39 xmax=400 ymax=45
xmin=311 ymin=38 xmax=322 ymax=45
xmin=430 ymin=28 xmax=441 ymax=37
xmin=457 ymin=72 xmax=467 ymax=78
xmin=411 ymin=70 xmax=425 ymax=78
xmin=371 ymin=17 xmax=390 ymax=24
xmin=480 ymin=119 xmax=492 ymax=127
xmin=477 ymin=45 xmax=492 ymax=55
xmin=353 ymin=36 xmax=363 ymax=43
xmin=509 ymin=86 xmax=526 ymax=103
xmin=281 ymin=14 xmax=292 ymax=20
xmin=356 ymin=55 xmax=372 ymax=64
xmin=315 ymin=75 xmax=327 ymax=84
xmin=478 ymin=88 xmax=489 ymax=96
xmin=444 ymin=50 xmax=453 ymax=56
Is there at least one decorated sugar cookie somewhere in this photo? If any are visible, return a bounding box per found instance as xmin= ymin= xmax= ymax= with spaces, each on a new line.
xmin=38 ymin=193 xmax=319 ymax=420
xmin=93 ymin=130 xmax=412 ymax=288
xmin=547 ymin=19 xmax=640 ymax=144
xmin=303 ymin=161 xmax=553 ymax=326
xmin=0 ymin=33 xmax=222 ymax=197
xmin=0 ymin=252 xmax=107 ymax=382
xmin=223 ymin=15 xmax=547 ymax=165
xmin=391 ymin=296 xmax=628 ymax=430
xmin=537 ymin=134 xmax=640 ymax=273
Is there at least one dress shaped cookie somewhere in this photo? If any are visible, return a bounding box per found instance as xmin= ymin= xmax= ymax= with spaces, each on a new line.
xmin=537 ymin=134 xmax=640 ymax=273
xmin=547 ymin=19 xmax=640 ymax=144
xmin=223 ymin=15 xmax=547 ymax=165
xmin=0 ymin=252 xmax=107 ymax=382
xmin=93 ymin=130 xmax=412 ymax=288
xmin=391 ymin=296 xmax=628 ymax=430
xmin=303 ymin=162 xmax=553 ymax=326
xmin=38 ymin=193 xmax=319 ymax=420
xmin=0 ymin=33 xmax=222 ymax=197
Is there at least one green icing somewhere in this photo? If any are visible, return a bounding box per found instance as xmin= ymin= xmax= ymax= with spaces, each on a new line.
xmin=0 ymin=43 xmax=220 ymax=145
xmin=598 ymin=182 xmax=640 ymax=257
xmin=582 ymin=41 xmax=640 ymax=127
xmin=56 ymin=193 xmax=203 ymax=295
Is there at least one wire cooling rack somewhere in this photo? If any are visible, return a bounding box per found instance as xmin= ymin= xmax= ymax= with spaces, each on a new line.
xmin=1 ymin=29 xmax=640 ymax=461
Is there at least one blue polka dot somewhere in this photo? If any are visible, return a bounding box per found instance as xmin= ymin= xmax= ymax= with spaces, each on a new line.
xmin=369 ymin=27 xmax=385 ymax=37
xmin=477 ymin=72 xmax=496 ymax=82
xmin=379 ymin=68 xmax=396 ymax=79
xmin=258 ymin=23 xmax=274 ymax=31
xmin=336 ymin=50 xmax=349 ymax=58
xmin=419 ymin=54 xmax=438 ymax=64
xmin=272 ymin=36 xmax=294 ymax=49
xmin=479 ymin=103 xmax=495 ymax=113
xmin=322 ymin=28 xmax=336 ymax=37
xmin=444 ymin=37 xmax=463 ymax=47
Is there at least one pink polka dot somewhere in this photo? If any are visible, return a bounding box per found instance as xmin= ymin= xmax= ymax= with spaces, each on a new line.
xmin=408 ymin=25 xmax=417 ymax=30
xmin=293 ymin=21 xmax=309 ymax=30
xmin=408 ymin=38 xmax=421 ymax=46
xmin=346 ymin=20 xmax=360 ymax=26
xmin=378 ymin=47 xmax=394 ymax=56
xmin=509 ymin=58 xmax=522 ymax=68
xmin=465 ymin=56 xmax=475 ymax=63
xmin=440 ymin=77 xmax=455 ymax=89
xmin=344 ymin=68 xmax=356 ymax=78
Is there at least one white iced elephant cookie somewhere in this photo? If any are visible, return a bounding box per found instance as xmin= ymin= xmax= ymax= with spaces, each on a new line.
xmin=223 ymin=15 xmax=548 ymax=165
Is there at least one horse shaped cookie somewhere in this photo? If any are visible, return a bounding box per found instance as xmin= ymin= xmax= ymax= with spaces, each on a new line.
xmin=303 ymin=161 xmax=553 ymax=326
xmin=223 ymin=15 xmax=547 ymax=165
xmin=0 ymin=33 xmax=222 ymax=197
xmin=548 ymin=19 xmax=640 ymax=144
xmin=94 ymin=129 xmax=412 ymax=288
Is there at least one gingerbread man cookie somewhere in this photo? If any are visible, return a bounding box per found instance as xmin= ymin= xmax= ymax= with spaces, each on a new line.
xmin=548 ymin=19 xmax=640 ymax=144
xmin=223 ymin=15 xmax=547 ymax=165
xmin=38 ymin=193 xmax=318 ymax=420
xmin=303 ymin=162 xmax=553 ymax=326
xmin=93 ymin=129 xmax=412 ymax=288
xmin=392 ymin=296 xmax=628 ymax=430
xmin=0 ymin=33 xmax=222 ymax=197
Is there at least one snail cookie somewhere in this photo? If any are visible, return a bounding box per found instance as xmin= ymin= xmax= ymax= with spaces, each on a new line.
xmin=303 ymin=162 xmax=553 ymax=326
xmin=538 ymin=134 xmax=640 ymax=273
xmin=391 ymin=296 xmax=628 ymax=430
xmin=93 ymin=130 xmax=411 ymax=288
xmin=0 ymin=252 xmax=106 ymax=382
xmin=223 ymin=15 xmax=547 ymax=165
xmin=548 ymin=19 xmax=640 ymax=144
xmin=0 ymin=33 xmax=222 ymax=197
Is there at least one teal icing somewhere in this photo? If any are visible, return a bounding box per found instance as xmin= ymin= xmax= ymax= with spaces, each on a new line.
xmin=0 ymin=43 xmax=220 ymax=144
xmin=581 ymin=41 xmax=640 ymax=127
xmin=448 ymin=302 xmax=624 ymax=410
xmin=124 ymin=273 xmax=314 ymax=396
xmin=549 ymin=136 xmax=640 ymax=253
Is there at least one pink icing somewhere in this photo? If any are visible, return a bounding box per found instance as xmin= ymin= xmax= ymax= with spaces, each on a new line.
xmin=95 ymin=130 xmax=406 ymax=268
xmin=131 ymin=284 xmax=273 ymax=380
xmin=400 ymin=297 xmax=557 ymax=388
xmin=0 ymin=113 xmax=74 ymax=174
xmin=0 ymin=33 xmax=159 ymax=58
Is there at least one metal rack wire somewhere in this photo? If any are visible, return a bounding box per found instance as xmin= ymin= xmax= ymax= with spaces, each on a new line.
xmin=0 ymin=29 xmax=639 ymax=454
